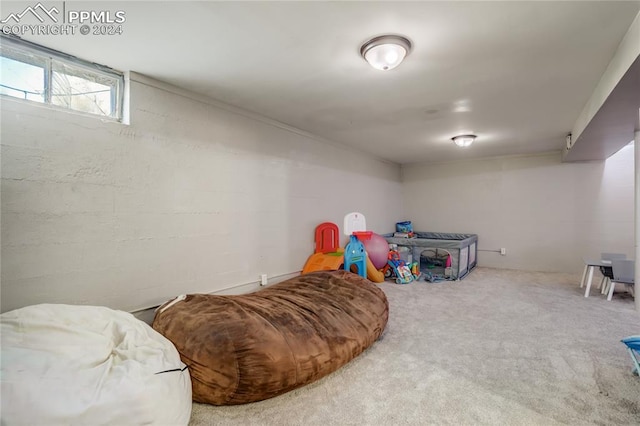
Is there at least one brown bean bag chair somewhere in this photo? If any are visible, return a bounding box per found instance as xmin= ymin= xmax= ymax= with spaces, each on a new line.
xmin=152 ymin=270 xmax=388 ymax=405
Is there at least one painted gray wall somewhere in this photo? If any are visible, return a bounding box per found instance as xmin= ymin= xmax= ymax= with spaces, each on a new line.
xmin=1 ymin=73 xmax=402 ymax=313
xmin=401 ymin=148 xmax=634 ymax=273
xmin=2 ymin=71 xmax=633 ymax=313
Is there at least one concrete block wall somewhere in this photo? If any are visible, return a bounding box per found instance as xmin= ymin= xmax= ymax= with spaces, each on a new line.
xmin=1 ymin=73 xmax=402 ymax=313
xmin=3 ymin=70 xmax=633 ymax=312
xmin=401 ymin=146 xmax=634 ymax=273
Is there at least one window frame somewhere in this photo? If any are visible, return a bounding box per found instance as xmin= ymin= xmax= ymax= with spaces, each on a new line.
xmin=0 ymin=35 xmax=124 ymax=121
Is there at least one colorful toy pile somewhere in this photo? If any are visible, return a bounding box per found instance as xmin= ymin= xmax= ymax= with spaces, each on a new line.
xmin=301 ymin=216 xmax=384 ymax=283
xmin=301 ymin=215 xmax=424 ymax=285
xmin=382 ymin=245 xmax=421 ymax=284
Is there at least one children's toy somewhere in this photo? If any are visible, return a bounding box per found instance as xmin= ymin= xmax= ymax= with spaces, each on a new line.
xmin=365 ymin=256 xmax=385 ymax=282
xmin=384 ymin=232 xmax=478 ymax=280
xmin=387 ymin=257 xmax=414 ymax=284
xmin=394 ymin=221 xmax=416 ymax=238
xmin=344 ymin=235 xmax=367 ymax=278
xmin=302 ymin=249 xmax=345 ymax=274
xmin=444 ymin=252 xmax=453 ymax=278
xmin=410 ymin=262 xmax=422 ymax=280
xmin=420 ymin=251 xmax=457 ymax=283
xmin=302 ymin=219 xmax=384 ymax=283
xmin=396 ymin=221 xmax=413 ymax=233
xmin=315 ymin=222 xmax=340 ymax=253
xmin=361 ymin=232 xmax=390 ymax=269
xmin=621 ymin=336 xmax=640 ymax=376
xmin=344 ymin=212 xmax=367 ymax=235
xmin=382 ymin=247 xmax=421 ymax=283
xmin=383 ymin=248 xmax=413 ymax=284
xmin=343 ymin=213 xmax=385 ymax=282
xmin=382 ymin=247 xmax=398 ymax=279
xmin=423 ymin=271 xmax=446 ymax=283
xmin=302 ymin=222 xmax=344 ymax=274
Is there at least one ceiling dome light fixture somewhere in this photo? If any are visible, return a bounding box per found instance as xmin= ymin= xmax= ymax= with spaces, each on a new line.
xmin=360 ymin=35 xmax=412 ymax=71
xmin=452 ymin=134 xmax=476 ymax=147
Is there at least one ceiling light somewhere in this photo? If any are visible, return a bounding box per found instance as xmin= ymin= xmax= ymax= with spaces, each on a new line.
xmin=360 ymin=35 xmax=412 ymax=71
xmin=452 ymin=134 xmax=476 ymax=147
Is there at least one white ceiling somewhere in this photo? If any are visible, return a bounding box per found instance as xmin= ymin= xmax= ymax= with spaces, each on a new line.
xmin=14 ymin=1 xmax=640 ymax=164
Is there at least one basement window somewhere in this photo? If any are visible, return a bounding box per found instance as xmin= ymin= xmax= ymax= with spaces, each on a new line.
xmin=0 ymin=35 xmax=123 ymax=121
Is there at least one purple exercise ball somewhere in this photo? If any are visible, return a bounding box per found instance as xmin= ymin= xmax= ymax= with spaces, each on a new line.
xmin=363 ymin=233 xmax=390 ymax=270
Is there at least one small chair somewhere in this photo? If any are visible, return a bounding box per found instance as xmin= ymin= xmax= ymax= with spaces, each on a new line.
xmin=599 ymin=253 xmax=626 ymax=294
xmin=607 ymin=259 xmax=635 ymax=301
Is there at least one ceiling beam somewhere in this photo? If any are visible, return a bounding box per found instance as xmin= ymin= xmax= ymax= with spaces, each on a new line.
xmin=564 ymin=12 xmax=640 ymax=162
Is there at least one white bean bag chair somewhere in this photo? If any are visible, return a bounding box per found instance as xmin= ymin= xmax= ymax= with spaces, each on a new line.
xmin=0 ymin=304 xmax=192 ymax=425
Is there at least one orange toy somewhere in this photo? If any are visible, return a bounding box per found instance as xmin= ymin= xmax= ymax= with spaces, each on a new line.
xmin=302 ymin=249 xmax=345 ymax=274
xmin=365 ymin=255 xmax=385 ymax=282
xmin=302 ymin=222 xmax=343 ymax=274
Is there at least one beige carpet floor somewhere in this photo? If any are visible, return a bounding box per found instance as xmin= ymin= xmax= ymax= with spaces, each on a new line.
xmin=189 ymin=267 xmax=639 ymax=425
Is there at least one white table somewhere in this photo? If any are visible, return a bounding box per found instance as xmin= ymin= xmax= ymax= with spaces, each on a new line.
xmin=580 ymin=259 xmax=611 ymax=297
